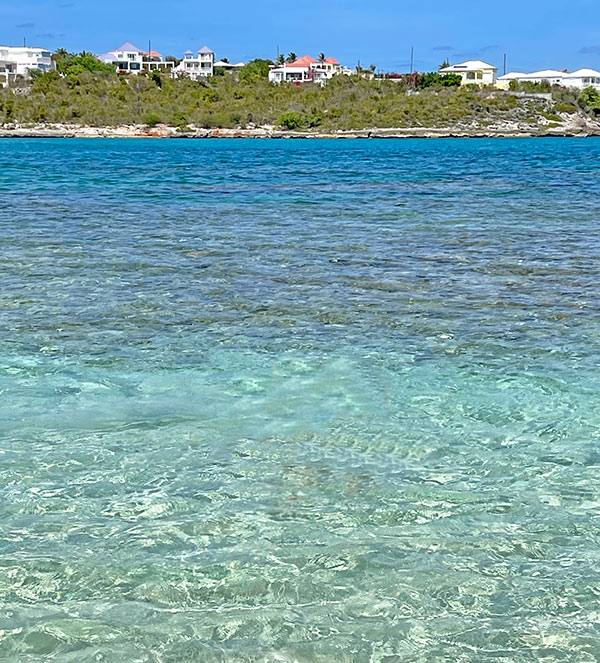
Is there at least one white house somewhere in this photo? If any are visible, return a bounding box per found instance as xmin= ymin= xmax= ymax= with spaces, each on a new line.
xmin=496 ymin=69 xmax=564 ymax=89
xmin=0 ymin=46 xmax=54 ymax=78
xmin=522 ymin=69 xmax=565 ymax=85
xmin=439 ymin=60 xmax=497 ymax=86
xmin=176 ymin=47 xmax=215 ymax=79
xmin=562 ymin=68 xmax=600 ymax=90
xmin=98 ymin=43 xmax=177 ymax=74
xmin=497 ymin=68 xmax=600 ymax=90
xmin=269 ymin=55 xmax=343 ymax=86
xmin=98 ymin=42 xmax=146 ymax=73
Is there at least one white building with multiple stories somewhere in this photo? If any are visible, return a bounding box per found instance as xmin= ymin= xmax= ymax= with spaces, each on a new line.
xmin=176 ymin=47 xmax=215 ymax=79
xmin=439 ymin=60 xmax=498 ymax=86
xmin=269 ymin=55 xmax=343 ymax=86
xmin=98 ymin=42 xmax=146 ymax=73
xmin=0 ymin=46 xmax=54 ymax=83
xmin=98 ymin=42 xmax=178 ymax=74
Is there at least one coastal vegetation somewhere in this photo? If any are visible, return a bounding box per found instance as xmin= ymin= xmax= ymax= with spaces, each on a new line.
xmin=1 ymin=52 xmax=598 ymax=131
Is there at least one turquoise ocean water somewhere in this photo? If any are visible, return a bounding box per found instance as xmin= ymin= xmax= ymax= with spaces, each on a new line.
xmin=1 ymin=137 xmax=600 ymax=662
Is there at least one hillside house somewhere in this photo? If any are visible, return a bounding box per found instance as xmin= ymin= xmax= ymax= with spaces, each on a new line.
xmin=98 ymin=42 xmax=146 ymax=73
xmin=0 ymin=46 xmax=54 ymax=79
xmin=269 ymin=55 xmax=343 ymax=86
xmin=439 ymin=60 xmax=497 ymax=86
xmin=497 ymin=68 xmax=600 ymax=90
xmin=176 ymin=47 xmax=215 ymax=79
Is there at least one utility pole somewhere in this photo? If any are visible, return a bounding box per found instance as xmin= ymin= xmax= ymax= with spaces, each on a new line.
xmin=503 ymin=53 xmax=507 ymax=75
xmin=24 ymin=37 xmax=27 ymax=47
xmin=410 ymin=46 xmax=414 ymax=74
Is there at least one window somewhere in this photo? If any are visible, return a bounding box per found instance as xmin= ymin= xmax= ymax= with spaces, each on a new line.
xmin=128 ymin=53 xmax=136 ymax=60
xmin=467 ymin=72 xmax=475 ymax=80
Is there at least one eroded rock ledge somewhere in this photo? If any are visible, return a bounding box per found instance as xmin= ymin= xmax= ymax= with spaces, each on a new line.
xmin=1 ymin=120 xmax=600 ymax=139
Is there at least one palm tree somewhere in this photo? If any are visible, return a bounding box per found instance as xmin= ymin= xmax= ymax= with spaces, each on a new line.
xmin=318 ymin=52 xmax=325 ymax=63
xmin=276 ymin=53 xmax=285 ymax=66
xmin=286 ymin=52 xmax=297 ymax=63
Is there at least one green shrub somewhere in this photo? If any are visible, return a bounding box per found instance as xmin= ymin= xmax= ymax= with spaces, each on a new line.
xmin=239 ymin=59 xmax=272 ymax=83
xmin=554 ymin=103 xmax=577 ymax=114
xmin=580 ymin=86 xmax=600 ymax=110
xmin=542 ymin=112 xmax=561 ymax=122
xmin=279 ymin=111 xmax=304 ymax=130
xmin=142 ymin=111 xmax=162 ymax=127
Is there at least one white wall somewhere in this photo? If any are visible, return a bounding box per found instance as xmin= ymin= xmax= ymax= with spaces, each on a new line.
xmin=0 ymin=47 xmax=54 ymax=77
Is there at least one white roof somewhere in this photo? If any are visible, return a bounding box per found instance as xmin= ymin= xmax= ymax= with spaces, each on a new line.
xmin=497 ymin=71 xmax=527 ymax=80
xmin=214 ymin=60 xmax=245 ymax=68
xmin=440 ymin=60 xmax=497 ymax=72
xmin=0 ymin=46 xmax=49 ymax=53
xmin=563 ymin=68 xmax=600 ymax=78
xmin=98 ymin=53 xmax=120 ymax=62
xmin=524 ymin=69 xmax=565 ymax=78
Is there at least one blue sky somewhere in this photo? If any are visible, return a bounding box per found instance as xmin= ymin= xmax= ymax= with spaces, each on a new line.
xmin=3 ymin=0 xmax=600 ymax=73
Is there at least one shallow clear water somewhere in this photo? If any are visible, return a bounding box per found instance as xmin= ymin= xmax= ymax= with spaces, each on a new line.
xmin=1 ymin=137 xmax=600 ymax=662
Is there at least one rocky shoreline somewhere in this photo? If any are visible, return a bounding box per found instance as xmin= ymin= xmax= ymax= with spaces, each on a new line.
xmin=2 ymin=118 xmax=600 ymax=139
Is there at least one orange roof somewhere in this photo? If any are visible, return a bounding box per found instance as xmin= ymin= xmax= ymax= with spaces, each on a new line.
xmin=326 ymin=57 xmax=340 ymax=65
xmin=289 ymin=55 xmax=317 ymax=67
xmin=142 ymin=50 xmax=163 ymax=57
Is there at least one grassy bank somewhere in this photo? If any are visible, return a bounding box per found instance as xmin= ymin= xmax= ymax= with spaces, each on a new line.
xmin=1 ymin=64 xmax=599 ymax=131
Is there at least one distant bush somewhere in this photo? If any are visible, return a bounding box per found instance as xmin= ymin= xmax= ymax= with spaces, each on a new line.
xmin=142 ymin=111 xmax=162 ymax=127
xmin=554 ymin=102 xmax=577 ymax=114
xmin=542 ymin=112 xmax=562 ymax=122
xmin=53 ymin=50 xmax=115 ymax=77
xmin=151 ymin=70 xmax=162 ymax=88
xmin=419 ymin=72 xmax=462 ymax=89
xmin=279 ymin=111 xmax=304 ymax=130
xmin=580 ymin=86 xmax=600 ymax=110
xmin=239 ymin=59 xmax=272 ymax=82
xmin=508 ymin=80 xmax=551 ymax=93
